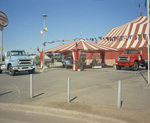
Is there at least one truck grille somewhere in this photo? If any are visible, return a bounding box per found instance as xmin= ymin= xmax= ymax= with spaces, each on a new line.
xmin=18 ymin=59 xmax=33 ymax=65
xmin=118 ymin=56 xmax=129 ymax=61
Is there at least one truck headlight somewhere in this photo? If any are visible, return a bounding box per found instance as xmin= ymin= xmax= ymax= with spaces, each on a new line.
xmin=31 ymin=59 xmax=33 ymax=64
xmin=138 ymin=56 xmax=141 ymax=61
xmin=117 ymin=57 xmax=120 ymax=61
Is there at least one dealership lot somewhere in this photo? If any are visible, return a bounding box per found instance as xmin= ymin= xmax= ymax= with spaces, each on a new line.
xmin=0 ymin=66 xmax=147 ymax=104
xmin=0 ymin=65 xmax=150 ymax=122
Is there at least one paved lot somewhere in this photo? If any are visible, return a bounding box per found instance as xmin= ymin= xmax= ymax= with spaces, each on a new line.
xmin=0 ymin=65 xmax=145 ymax=104
xmin=0 ymin=64 xmax=150 ymax=123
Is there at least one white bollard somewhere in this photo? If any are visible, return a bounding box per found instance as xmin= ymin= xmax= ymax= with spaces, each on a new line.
xmin=67 ymin=77 xmax=70 ymax=103
xmin=117 ymin=80 xmax=122 ymax=108
xmin=30 ymin=74 xmax=34 ymax=98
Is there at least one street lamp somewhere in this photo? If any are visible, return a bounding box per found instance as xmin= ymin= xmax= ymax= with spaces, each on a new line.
xmin=40 ymin=14 xmax=48 ymax=70
xmin=0 ymin=26 xmax=3 ymax=64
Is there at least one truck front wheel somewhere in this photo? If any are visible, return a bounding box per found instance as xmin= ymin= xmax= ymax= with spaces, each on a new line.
xmin=28 ymin=68 xmax=35 ymax=74
xmin=132 ymin=61 xmax=139 ymax=71
xmin=8 ymin=65 xmax=15 ymax=76
xmin=0 ymin=65 xmax=2 ymax=74
xmin=0 ymin=70 xmax=2 ymax=74
xmin=116 ymin=65 xmax=121 ymax=70
xmin=65 ymin=65 xmax=68 ymax=69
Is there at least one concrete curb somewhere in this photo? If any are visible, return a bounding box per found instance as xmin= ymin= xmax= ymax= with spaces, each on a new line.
xmin=0 ymin=103 xmax=127 ymax=123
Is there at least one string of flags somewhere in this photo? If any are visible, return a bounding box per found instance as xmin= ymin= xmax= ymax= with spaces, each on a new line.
xmin=103 ymin=34 xmax=147 ymax=42
xmin=42 ymin=37 xmax=103 ymax=46
xmin=42 ymin=34 xmax=148 ymax=46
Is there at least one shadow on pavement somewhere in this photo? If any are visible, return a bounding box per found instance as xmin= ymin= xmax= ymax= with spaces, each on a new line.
xmin=70 ymin=96 xmax=78 ymax=102
xmin=33 ymin=93 xmax=45 ymax=98
xmin=0 ymin=91 xmax=12 ymax=96
xmin=140 ymin=72 xmax=148 ymax=84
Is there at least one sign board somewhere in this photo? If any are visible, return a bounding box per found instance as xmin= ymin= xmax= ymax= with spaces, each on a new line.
xmin=0 ymin=11 xmax=8 ymax=27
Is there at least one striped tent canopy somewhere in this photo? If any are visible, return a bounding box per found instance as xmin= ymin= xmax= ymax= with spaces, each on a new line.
xmin=98 ymin=15 xmax=149 ymax=50
xmin=45 ymin=39 xmax=116 ymax=53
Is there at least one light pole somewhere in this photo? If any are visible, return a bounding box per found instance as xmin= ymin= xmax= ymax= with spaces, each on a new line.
xmin=146 ymin=0 xmax=149 ymax=84
xmin=0 ymin=26 xmax=3 ymax=64
xmin=40 ymin=14 xmax=48 ymax=70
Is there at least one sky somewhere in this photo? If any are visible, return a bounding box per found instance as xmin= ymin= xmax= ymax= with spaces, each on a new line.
xmin=0 ymin=0 xmax=148 ymax=54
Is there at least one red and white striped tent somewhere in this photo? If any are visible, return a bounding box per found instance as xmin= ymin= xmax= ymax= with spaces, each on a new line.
xmin=42 ymin=39 xmax=116 ymax=70
xmin=45 ymin=39 xmax=116 ymax=53
xmin=98 ymin=15 xmax=149 ymax=49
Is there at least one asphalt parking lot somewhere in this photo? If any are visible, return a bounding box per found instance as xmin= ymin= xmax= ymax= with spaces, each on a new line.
xmin=0 ymin=64 xmax=147 ymax=104
xmin=0 ymin=64 xmax=150 ymax=123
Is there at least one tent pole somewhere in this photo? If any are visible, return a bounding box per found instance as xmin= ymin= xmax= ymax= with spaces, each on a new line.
xmin=147 ymin=0 xmax=150 ymax=84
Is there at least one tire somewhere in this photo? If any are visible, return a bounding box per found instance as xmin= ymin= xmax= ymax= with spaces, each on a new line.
xmin=146 ymin=64 xmax=148 ymax=70
xmin=116 ymin=65 xmax=121 ymax=70
xmin=132 ymin=61 xmax=139 ymax=71
xmin=28 ymin=68 xmax=35 ymax=74
xmin=0 ymin=65 xmax=2 ymax=74
xmin=65 ymin=65 xmax=68 ymax=69
xmin=8 ymin=65 xmax=15 ymax=76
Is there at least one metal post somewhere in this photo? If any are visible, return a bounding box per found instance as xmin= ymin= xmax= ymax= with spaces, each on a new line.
xmin=67 ymin=77 xmax=70 ymax=103
xmin=43 ymin=17 xmax=45 ymax=70
xmin=117 ymin=80 xmax=121 ymax=108
xmin=147 ymin=0 xmax=150 ymax=84
xmin=30 ymin=74 xmax=33 ymax=98
xmin=0 ymin=26 xmax=3 ymax=64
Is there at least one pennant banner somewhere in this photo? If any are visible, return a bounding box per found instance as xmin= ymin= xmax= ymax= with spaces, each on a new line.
xmin=42 ymin=37 xmax=103 ymax=46
xmin=41 ymin=34 xmax=147 ymax=46
xmin=103 ymin=34 xmax=147 ymax=42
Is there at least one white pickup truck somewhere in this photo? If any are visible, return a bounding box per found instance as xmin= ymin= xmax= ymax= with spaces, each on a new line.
xmin=0 ymin=50 xmax=36 ymax=76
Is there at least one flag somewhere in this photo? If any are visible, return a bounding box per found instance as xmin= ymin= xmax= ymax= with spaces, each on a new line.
xmin=43 ymin=42 xmax=46 ymax=46
xmin=76 ymin=42 xmax=78 ymax=49
xmin=37 ymin=47 xmax=40 ymax=52
xmin=139 ymin=3 xmax=141 ymax=8
xmin=98 ymin=37 xmax=102 ymax=40
xmin=106 ymin=37 xmax=109 ymax=41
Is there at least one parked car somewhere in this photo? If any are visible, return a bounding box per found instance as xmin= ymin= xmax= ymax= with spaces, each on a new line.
xmin=62 ymin=54 xmax=73 ymax=68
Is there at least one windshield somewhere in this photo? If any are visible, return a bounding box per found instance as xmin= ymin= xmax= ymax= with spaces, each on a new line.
xmin=121 ymin=49 xmax=139 ymax=54
xmin=11 ymin=51 xmax=27 ymax=56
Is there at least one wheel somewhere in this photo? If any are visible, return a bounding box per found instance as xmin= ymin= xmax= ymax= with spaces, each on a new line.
xmin=116 ymin=65 xmax=121 ymax=70
xmin=0 ymin=65 xmax=2 ymax=74
xmin=28 ymin=68 xmax=35 ymax=74
xmin=146 ymin=64 xmax=148 ymax=70
xmin=132 ymin=61 xmax=139 ymax=71
xmin=8 ymin=65 xmax=15 ymax=76
xmin=65 ymin=65 xmax=68 ymax=69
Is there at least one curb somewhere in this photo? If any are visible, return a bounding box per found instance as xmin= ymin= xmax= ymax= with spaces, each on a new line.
xmin=0 ymin=103 xmax=127 ymax=123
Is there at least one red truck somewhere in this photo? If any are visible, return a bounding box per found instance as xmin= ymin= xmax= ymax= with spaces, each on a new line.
xmin=115 ymin=49 xmax=148 ymax=71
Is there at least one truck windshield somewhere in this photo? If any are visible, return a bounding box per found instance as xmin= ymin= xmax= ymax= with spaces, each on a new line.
xmin=123 ymin=50 xmax=137 ymax=54
xmin=11 ymin=51 xmax=27 ymax=56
